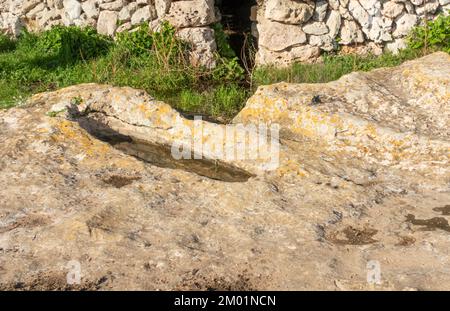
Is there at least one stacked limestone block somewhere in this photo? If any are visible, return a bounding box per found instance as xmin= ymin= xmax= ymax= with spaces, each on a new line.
xmin=253 ymin=0 xmax=450 ymax=66
xmin=0 ymin=0 xmax=219 ymax=67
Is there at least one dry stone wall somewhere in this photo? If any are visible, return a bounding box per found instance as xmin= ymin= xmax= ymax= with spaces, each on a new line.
xmin=0 ymin=0 xmax=219 ymax=67
xmin=253 ymin=0 xmax=450 ymax=66
xmin=1 ymin=0 xmax=449 ymax=67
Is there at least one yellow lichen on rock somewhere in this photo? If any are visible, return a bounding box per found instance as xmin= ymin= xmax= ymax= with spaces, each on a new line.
xmin=235 ymin=52 xmax=450 ymax=178
xmin=51 ymin=119 xmax=111 ymax=158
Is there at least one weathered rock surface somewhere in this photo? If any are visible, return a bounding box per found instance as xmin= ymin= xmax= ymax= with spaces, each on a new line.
xmin=264 ymin=0 xmax=315 ymax=25
xmin=177 ymin=26 xmax=217 ymax=68
xmin=166 ymin=0 xmax=216 ymax=28
xmin=0 ymin=53 xmax=449 ymax=290
xmin=236 ymin=52 xmax=450 ymax=177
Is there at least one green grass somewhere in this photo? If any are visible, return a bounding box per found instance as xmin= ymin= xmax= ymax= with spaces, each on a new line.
xmin=0 ymin=24 xmax=248 ymax=121
xmin=251 ymin=48 xmax=427 ymax=86
xmin=0 ymin=14 xmax=449 ymax=120
xmin=0 ymin=33 xmax=16 ymax=52
xmin=168 ymin=85 xmax=248 ymax=119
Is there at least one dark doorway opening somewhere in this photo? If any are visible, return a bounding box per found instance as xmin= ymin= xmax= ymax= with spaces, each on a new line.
xmin=216 ymin=0 xmax=257 ymax=65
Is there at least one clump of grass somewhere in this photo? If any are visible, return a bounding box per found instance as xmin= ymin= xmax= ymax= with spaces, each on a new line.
xmin=178 ymin=89 xmax=205 ymax=113
xmin=252 ymin=46 xmax=426 ymax=87
xmin=210 ymin=84 xmax=248 ymax=117
xmin=0 ymin=33 xmax=16 ymax=52
xmin=36 ymin=25 xmax=112 ymax=63
xmin=174 ymin=85 xmax=248 ymax=121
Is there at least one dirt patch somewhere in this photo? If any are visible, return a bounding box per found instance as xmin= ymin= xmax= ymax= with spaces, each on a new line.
xmin=103 ymin=174 xmax=141 ymax=188
xmin=327 ymin=226 xmax=378 ymax=245
xmin=86 ymin=208 xmax=118 ymax=235
xmin=176 ymin=270 xmax=260 ymax=291
xmin=396 ymin=235 xmax=416 ymax=246
xmin=432 ymin=205 xmax=450 ymax=216
xmin=406 ymin=214 xmax=450 ymax=232
xmin=0 ymin=213 xmax=51 ymax=233
xmin=0 ymin=271 xmax=111 ymax=291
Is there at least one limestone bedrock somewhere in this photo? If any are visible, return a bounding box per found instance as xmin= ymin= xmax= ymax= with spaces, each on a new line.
xmin=0 ymin=52 xmax=449 ymax=290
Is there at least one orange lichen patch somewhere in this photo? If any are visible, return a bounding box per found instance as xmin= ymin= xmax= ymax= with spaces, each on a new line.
xmin=289 ymin=109 xmax=341 ymax=140
xmin=328 ymin=114 xmax=342 ymax=125
xmin=58 ymin=220 xmax=89 ymax=241
xmin=365 ymin=124 xmax=378 ymax=139
xmin=156 ymin=104 xmax=174 ymax=115
xmin=276 ymin=160 xmax=307 ymax=178
xmin=50 ymin=119 xmax=110 ymax=159
xmin=136 ymin=103 xmax=149 ymax=114
xmin=139 ymin=102 xmax=179 ymax=128
xmin=242 ymin=93 xmax=448 ymax=170
xmin=36 ymin=127 xmax=50 ymax=134
xmin=389 ymin=138 xmax=407 ymax=150
xmin=133 ymin=102 xmax=156 ymax=120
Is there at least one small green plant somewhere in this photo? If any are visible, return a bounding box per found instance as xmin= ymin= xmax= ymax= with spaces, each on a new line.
xmin=211 ymin=23 xmax=236 ymax=59
xmin=71 ymin=96 xmax=83 ymax=105
xmin=116 ymin=23 xmax=154 ymax=56
xmin=0 ymin=33 xmax=15 ymax=52
xmin=213 ymin=57 xmax=245 ymax=82
xmin=116 ymin=21 xmax=186 ymax=65
xmin=179 ymin=89 xmax=205 ymax=112
xmin=152 ymin=21 xmax=188 ymax=67
xmin=408 ymin=13 xmax=450 ymax=53
xmin=16 ymin=30 xmax=39 ymax=51
xmin=47 ymin=108 xmax=66 ymax=117
xmin=210 ymin=23 xmax=246 ymax=83
xmin=36 ymin=26 xmax=112 ymax=63
xmin=210 ymin=84 xmax=247 ymax=118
